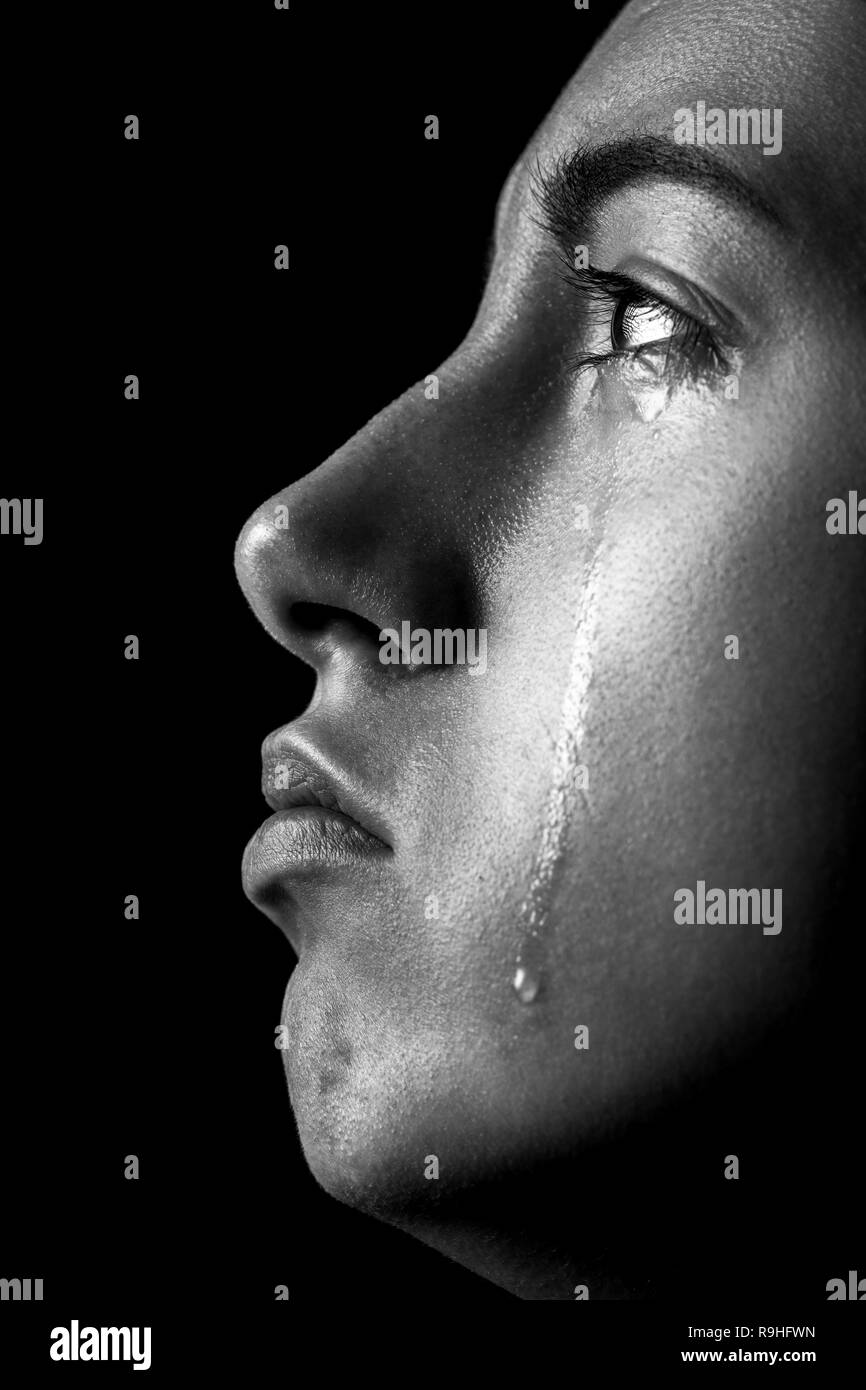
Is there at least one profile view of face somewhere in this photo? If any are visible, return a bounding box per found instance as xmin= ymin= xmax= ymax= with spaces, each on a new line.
xmin=236 ymin=0 xmax=865 ymax=1299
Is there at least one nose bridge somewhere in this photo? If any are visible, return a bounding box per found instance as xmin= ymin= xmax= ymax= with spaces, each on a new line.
xmin=234 ymin=373 xmax=486 ymax=659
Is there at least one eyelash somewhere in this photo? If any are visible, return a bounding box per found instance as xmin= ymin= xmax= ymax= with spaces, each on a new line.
xmin=560 ymin=261 xmax=730 ymax=384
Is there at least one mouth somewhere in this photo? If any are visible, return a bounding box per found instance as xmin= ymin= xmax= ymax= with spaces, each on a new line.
xmin=241 ymin=735 xmax=392 ymax=931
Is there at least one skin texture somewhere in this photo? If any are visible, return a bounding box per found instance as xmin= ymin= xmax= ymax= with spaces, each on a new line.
xmin=236 ymin=0 xmax=865 ymax=1298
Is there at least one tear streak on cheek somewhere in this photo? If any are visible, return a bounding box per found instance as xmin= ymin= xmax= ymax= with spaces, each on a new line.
xmin=512 ymin=553 xmax=602 ymax=1004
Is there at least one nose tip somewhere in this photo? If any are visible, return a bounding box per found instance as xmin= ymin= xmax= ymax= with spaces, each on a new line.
xmin=235 ymin=509 xmax=276 ymax=576
xmin=235 ymin=494 xmax=393 ymax=676
xmin=234 ymin=505 xmax=295 ymax=648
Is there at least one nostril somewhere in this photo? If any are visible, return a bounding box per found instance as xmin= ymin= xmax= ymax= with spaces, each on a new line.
xmin=291 ymin=602 xmax=340 ymax=634
xmin=289 ymin=602 xmax=384 ymax=648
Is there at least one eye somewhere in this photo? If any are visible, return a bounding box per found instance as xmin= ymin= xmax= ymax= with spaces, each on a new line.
xmin=547 ymin=257 xmax=732 ymax=386
xmin=557 ymin=264 xmax=730 ymax=384
xmin=611 ymin=295 xmax=682 ymax=352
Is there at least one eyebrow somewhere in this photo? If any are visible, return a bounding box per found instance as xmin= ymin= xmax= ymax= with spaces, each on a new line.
xmin=530 ymin=133 xmax=786 ymax=246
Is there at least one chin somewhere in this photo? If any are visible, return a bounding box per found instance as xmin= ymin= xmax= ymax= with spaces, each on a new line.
xmin=282 ymin=1000 xmax=423 ymax=1217
xmin=290 ymin=1080 xmax=434 ymax=1220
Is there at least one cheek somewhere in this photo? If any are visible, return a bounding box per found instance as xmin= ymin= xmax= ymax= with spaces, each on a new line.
xmin=547 ymin=469 xmax=859 ymax=1078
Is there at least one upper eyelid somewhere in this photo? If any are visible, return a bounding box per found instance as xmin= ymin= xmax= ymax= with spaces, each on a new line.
xmin=591 ymin=273 xmax=714 ymax=349
xmin=527 ymin=188 xmax=693 ymax=322
xmin=566 ymin=264 xmax=701 ymax=329
xmin=566 ymin=261 xmax=738 ymax=350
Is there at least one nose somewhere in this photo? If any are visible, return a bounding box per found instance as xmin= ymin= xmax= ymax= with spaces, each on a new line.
xmin=234 ymin=380 xmax=482 ymax=682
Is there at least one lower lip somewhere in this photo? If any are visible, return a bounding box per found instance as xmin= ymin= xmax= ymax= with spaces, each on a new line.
xmin=243 ymin=806 xmax=388 ymax=887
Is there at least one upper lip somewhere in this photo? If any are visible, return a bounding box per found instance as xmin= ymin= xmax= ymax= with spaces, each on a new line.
xmin=260 ymin=733 xmax=392 ymax=848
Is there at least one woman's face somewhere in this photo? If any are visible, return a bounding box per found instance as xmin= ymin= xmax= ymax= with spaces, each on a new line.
xmin=236 ymin=0 xmax=864 ymax=1272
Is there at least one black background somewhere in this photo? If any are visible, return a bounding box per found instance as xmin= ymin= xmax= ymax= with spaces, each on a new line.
xmin=2 ymin=0 xmax=862 ymax=1372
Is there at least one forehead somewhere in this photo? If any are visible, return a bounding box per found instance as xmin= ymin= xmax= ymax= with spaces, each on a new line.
xmin=514 ymin=0 xmax=866 ymax=264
